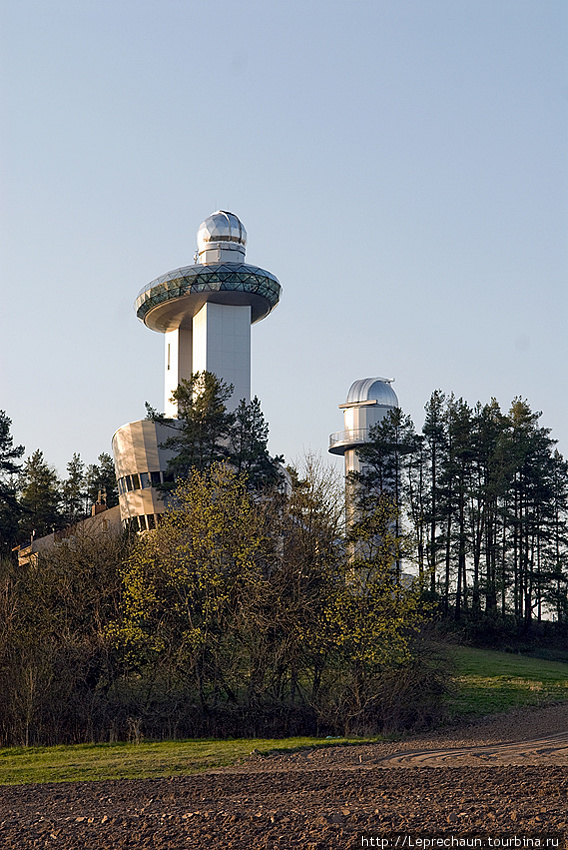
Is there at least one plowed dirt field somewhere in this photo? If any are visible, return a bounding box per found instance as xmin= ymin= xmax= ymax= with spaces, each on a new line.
xmin=3 ymin=703 xmax=568 ymax=849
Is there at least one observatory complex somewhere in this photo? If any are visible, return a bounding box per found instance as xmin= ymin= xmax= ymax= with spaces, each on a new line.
xmin=112 ymin=211 xmax=281 ymax=530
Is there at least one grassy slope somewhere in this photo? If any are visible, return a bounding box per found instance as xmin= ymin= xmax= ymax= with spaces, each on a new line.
xmin=3 ymin=647 xmax=568 ymax=785
xmin=447 ymin=645 xmax=568 ymax=717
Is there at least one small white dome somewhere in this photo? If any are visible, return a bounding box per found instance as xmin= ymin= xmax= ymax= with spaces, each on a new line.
xmin=345 ymin=377 xmax=398 ymax=408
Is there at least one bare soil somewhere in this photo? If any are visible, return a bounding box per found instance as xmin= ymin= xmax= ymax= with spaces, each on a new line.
xmin=3 ymin=704 xmax=568 ymax=849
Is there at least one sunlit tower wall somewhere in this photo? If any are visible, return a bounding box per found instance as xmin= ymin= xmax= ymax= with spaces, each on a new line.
xmin=329 ymin=377 xmax=398 ymax=517
xmin=112 ymin=211 xmax=281 ymax=531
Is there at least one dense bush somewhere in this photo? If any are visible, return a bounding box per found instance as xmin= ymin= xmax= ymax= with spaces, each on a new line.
xmin=107 ymin=464 xmax=450 ymax=740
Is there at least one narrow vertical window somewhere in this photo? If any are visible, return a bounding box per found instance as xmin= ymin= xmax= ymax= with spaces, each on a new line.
xmin=167 ymin=343 xmax=170 ymax=370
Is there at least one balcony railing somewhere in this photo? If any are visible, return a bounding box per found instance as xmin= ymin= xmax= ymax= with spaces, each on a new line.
xmin=328 ymin=428 xmax=371 ymax=453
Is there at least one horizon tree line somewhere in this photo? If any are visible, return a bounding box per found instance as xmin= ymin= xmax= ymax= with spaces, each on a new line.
xmin=2 ymin=379 xmax=568 ymax=630
xmin=0 ymin=375 xmax=566 ymax=746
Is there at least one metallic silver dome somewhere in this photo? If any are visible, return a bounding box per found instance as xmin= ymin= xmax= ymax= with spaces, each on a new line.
xmin=345 ymin=377 xmax=398 ymax=408
xmin=197 ymin=211 xmax=247 ymax=250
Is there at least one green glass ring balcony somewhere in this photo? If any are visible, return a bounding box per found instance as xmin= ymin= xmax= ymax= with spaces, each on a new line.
xmin=135 ymin=263 xmax=281 ymax=332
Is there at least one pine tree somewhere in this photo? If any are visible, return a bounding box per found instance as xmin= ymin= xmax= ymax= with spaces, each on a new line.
xmin=229 ymin=397 xmax=283 ymax=490
xmin=162 ymin=372 xmax=282 ymax=490
xmin=18 ymin=451 xmax=61 ymax=539
xmin=62 ymin=453 xmax=86 ymax=525
xmin=0 ymin=411 xmax=25 ymax=553
xmin=544 ymin=450 xmax=568 ymax=622
xmin=503 ymin=398 xmax=557 ymax=625
xmin=450 ymin=399 xmax=474 ymax=620
xmin=469 ymin=399 xmax=508 ymax=615
xmin=422 ymin=391 xmax=446 ymax=595
xmin=162 ymin=372 xmax=235 ymax=478
xmin=353 ymin=407 xmax=418 ymax=580
xmin=85 ymin=452 xmax=119 ymax=509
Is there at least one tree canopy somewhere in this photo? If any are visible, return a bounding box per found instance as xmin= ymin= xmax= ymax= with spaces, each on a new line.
xmin=108 ymin=460 xmax=437 ymax=738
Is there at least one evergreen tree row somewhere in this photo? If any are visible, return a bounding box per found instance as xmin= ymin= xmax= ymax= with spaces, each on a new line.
xmin=355 ymin=393 xmax=568 ymax=629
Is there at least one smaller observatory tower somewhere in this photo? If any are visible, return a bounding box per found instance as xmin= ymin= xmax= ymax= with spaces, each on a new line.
xmin=329 ymin=377 xmax=398 ymax=479
xmin=112 ymin=211 xmax=281 ymax=531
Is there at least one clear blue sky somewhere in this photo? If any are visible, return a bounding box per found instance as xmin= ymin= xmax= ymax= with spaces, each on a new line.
xmin=1 ymin=0 xmax=567 ymax=477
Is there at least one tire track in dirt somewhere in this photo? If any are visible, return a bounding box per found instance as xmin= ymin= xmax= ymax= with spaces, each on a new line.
xmin=373 ymin=730 xmax=568 ymax=767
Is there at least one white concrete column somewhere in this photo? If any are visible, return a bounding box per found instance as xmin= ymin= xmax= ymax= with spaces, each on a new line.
xmin=192 ymin=302 xmax=251 ymax=411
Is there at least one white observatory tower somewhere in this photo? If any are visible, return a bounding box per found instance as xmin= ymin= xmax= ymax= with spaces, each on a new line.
xmin=135 ymin=210 xmax=281 ymax=417
xmin=112 ymin=211 xmax=281 ymax=531
xmin=329 ymin=376 xmax=398 ymax=485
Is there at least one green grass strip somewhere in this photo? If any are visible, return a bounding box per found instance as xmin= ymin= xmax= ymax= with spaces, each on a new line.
xmin=0 ymin=736 xmax=373 ymax=786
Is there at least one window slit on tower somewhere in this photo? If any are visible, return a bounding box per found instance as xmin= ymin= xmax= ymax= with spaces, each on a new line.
xmin=167 ymin=343 xmax=170 ymax=371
